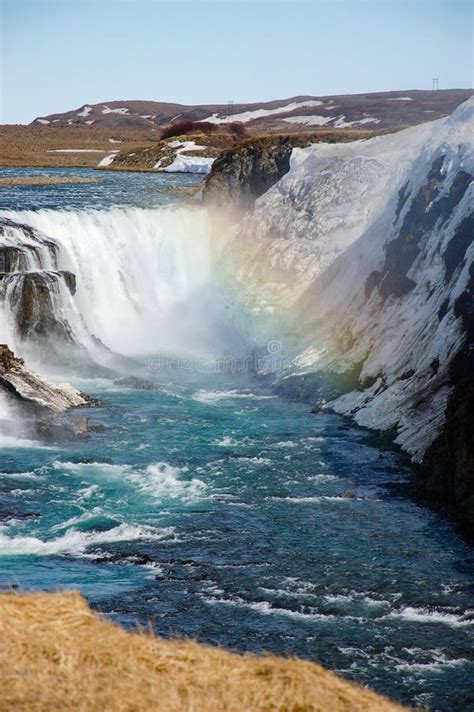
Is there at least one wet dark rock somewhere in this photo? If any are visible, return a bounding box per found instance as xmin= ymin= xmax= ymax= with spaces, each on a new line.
xmin=114 ymin=376 xmax=160 ymax=391
xmin=204 ymin=136 xmax=313 ymax=212
xmin=35 ymin=415 xmax=104 ymax=443
xmin=93 ymin=552 xmax=155 ymax=566
xmin=366 ymin=163 xmax=472 ymax=300
xmin=2 ymin=271 xmax=75 ymax=342
xmin=0 ymin=508 xmax=40 ymax=523
xmin=60 ymin=270 xmax=76 ymax=295
xmin=418 ymin=261 xmax=474 ymax=538
xmin=443 ymin=215 xmax=474 ymax=281
xmin=0 ymin=344 xmax=91 ymax=413
xmin=275 ymin=365 xmax=362 ymax=406
xmin=0 ymin=246 xmax=29 ymax=272
xmin=0 ymin=217 xmax=58 ymax=268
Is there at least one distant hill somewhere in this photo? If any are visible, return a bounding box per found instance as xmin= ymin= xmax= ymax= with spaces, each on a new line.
xmin=31 ymin=89 xmax=473 ymax=133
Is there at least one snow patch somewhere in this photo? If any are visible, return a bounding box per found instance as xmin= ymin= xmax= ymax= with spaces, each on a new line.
xmin=47 ymin=149 xmax=106 ymax=153
xmin=282 ymin=115 xmax=333 ymax=126
xmin=101 ymin=106 xmax=129 ymax=115
xmin=203 ymin=100 xmax=325 ymax=124
xmin=333 ymin=115 xmax=380 ymax=127
xmin=98 ymin=151 xmax=120 ymax=167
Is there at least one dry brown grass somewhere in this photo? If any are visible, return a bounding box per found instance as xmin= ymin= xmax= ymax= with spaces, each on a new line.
xmin=0 ymin=125 xmax=162 ymax=168
xmin=0 ymin=590 xmax=408 ymax=712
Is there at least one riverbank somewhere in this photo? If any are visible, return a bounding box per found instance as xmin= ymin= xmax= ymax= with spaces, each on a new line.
xmin=0 ymin=591 xmax=407 ymax=712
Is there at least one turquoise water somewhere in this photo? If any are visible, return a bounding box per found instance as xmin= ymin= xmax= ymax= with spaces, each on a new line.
xmin=0 ymin=169 xmax=473 ymax=711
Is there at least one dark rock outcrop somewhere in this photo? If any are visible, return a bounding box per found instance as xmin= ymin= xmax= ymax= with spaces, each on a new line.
xmin=203 ymin=132 xmax=375 ymax=212
xmin=417 ymin=262 xmax=474 ymax=537
xmin=0 ymin=217 xmax=77 ymax=346
xmin=113 ymin=376 xmax=160 ymax=391
xmin=2 ymin=271 xmax=76 ymax=342
xmin=204 ymin=136 xmax=296 ymax=211
xmin=365 ymin=159 xmax=472 ymax=300
xmin=0 ymin=344 xmax=92 ymax=412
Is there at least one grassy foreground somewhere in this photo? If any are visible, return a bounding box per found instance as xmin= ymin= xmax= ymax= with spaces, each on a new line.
xmin=0 ymin=591 xmax=408 ymax=712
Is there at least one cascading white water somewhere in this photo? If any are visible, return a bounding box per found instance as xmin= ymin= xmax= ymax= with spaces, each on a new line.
xmin=0 ymin=206 xmax=247 ymax=359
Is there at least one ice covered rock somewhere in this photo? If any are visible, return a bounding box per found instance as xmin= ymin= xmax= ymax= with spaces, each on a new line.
xmin=233 ymin=98 xmax=474 ymax=531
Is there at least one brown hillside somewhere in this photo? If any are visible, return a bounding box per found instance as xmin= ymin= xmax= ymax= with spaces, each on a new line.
xmin=0 ymin=591 xmax=408 ymax=712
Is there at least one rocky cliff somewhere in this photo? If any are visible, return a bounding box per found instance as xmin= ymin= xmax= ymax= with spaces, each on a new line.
xmin=0 ymin=217 xmax=77 ymax=347
xmin=211 ymin=99 xmax=474 ymax=535
xmin=0 ymin=216 xmax=118 ymax=374
xmin=0 ymin=344 xmax=90 ymax=413
xmin=204 ymin=131 xmax=372 ymax=211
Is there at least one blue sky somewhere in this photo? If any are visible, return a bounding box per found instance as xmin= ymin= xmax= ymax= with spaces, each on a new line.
xmin=1 ymin=0 xmax=472 ymax=123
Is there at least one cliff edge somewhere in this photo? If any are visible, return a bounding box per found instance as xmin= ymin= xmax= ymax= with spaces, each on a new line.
xmin=0 ymin=591 xmax=407 ymax=712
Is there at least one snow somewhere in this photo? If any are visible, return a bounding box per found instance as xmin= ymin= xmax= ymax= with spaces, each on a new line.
xmin=203 ymin=100 xmax=325 ymax=124
xmin=387 ymin=97 xmax=413 ymax=101
xmin=333 ymin=115 xmax=380 ymax=127
xmin=238 ymin=97 xmax=474 ymax=462
xmin=36 ymin=119 xmax=50 ymax=124
xmin=161 ymin=155 xmax=214 ymax=174
xmin=108 ymin=138 xmax=121 ymax=143
xmin=156 ymin=141 xmax=214 ymax=173
xmin=97 ymin=151 xmax=120 ymax=167
xmin=46 ymin=149 xmax=106 ymax=153
xmin=282 ymin=115 xmax=333 ymax=126
xmin=77 ymin=106 xmax=92 ymax=117
xmin=282 ymin=114 xmax=380 ymax=128
xmin=84 ymin=120 xmax=95 ymax=125
xmin=101 ymin=106 xmax=129 ymax=115
xmin=166 ymin=140 xmax=206 ymax=152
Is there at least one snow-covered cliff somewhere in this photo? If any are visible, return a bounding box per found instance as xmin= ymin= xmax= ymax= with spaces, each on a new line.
xmin=226 ymin=98 xmax=473 ymax=531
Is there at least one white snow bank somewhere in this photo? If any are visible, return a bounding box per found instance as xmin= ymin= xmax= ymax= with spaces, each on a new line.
xmin=101 ymin=106 xmax=129 ymax=115
xmin=242 ymin=97 xmax=474 ymax=461
xmin=282 ymin=114 xmax=380 ymax=128
xmin=333 ymin=115 xmax=380 ymax=127
xmin=203 ymin=100 xmax=324 ymax=124
xmin=156 ymin=140 xmax=214 ymax=173
xmin=282 ymin=115 xmax=333 ymax=126
xmin=387 ymin=97 xmax=413 ymax=101
xmin=77 ymin=106 xmax=92 ymax=117
xmin=161 ymin=155 xmax=215 ymax=174
xmin=47 ymin=149 xmax=106 ymax=153
xmin=98 ymin=151 xmax=120 ymax=167
xmin=36 ymin=119 xmax=50 ymax=125
xmin=166 ymin=140 xmax=206 ymax=152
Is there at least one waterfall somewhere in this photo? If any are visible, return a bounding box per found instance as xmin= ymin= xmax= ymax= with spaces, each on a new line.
xmin=0 ymin=206 xmax=247 ymax=360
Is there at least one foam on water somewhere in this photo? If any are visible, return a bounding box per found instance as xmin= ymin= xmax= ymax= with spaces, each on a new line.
xmin=125 ymin=462 xmax=206 ymax=502
xmin=0 ymin=522 xmax=172 ymax=557
xmin=0 ymin=435 xmax=54 ymax=449
xmin=385 ymin=606 xmax=474 ymax=628
xmin=193 ymin=389 xmax=275 ymax=404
